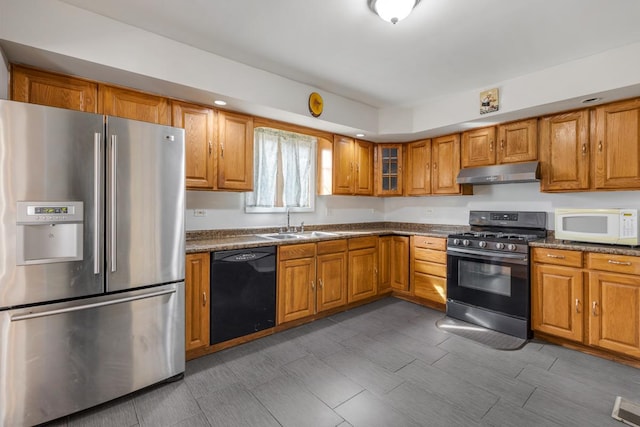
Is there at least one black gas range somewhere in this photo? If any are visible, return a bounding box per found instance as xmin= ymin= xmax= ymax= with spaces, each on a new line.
xmin=446 ymin=211 xmax=547 ymax=339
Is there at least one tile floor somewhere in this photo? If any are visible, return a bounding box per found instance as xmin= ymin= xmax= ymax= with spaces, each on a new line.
xmin=45 ymin=298 xmax=640 ymax=427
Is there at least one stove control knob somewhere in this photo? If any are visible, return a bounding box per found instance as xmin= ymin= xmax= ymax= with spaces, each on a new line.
xmin=453 ymin=238 xmax=461 ymax=245
xmin=479 ymin=241 xmax=487 ymax=248
xmin=496 ymin=242 xmax=505 ymax=250
xmin=507 ymin=244 xmax=517 ymax=251
xmin=462 ymin=239 xmax=471 ymax=247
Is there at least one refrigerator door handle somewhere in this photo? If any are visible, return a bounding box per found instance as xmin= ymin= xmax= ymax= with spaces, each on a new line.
xmin=10 ymin=288 xmax=176 ymax=321
xmin=110 ymin=134 xmax=117 ymax=273
xmin=94 ymin=132 xmax=101 ymax=275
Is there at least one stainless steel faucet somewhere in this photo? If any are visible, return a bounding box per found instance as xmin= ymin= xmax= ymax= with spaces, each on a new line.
xmin=286 ymin=208 xmax=291 ymax=232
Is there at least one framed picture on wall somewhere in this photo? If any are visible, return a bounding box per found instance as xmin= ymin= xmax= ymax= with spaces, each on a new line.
xmin=480 ymin=88 xmax=499 ymax=114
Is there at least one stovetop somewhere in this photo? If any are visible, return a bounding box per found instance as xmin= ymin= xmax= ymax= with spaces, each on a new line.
xmin=447 ymin=210 xmax=547 ymax=255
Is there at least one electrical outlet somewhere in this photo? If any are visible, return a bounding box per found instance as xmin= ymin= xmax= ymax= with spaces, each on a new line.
xmin=194 ymin=209 xmax=206 ymax=217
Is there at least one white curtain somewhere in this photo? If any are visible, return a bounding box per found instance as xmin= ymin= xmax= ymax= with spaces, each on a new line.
xmin=246 ymin=127 xmax=316 ymax=208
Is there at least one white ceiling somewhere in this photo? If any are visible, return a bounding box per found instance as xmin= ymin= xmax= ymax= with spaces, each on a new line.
xmin=58 ymin=0 xmax=640 ymax=109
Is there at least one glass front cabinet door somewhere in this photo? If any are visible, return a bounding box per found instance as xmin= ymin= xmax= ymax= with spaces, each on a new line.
xmin=375 ymin=144 xmax=403 ymax=196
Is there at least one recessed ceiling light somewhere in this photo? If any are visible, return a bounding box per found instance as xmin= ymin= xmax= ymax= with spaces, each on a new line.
xmin=581 ymin=97 xmax=601 ymax=104
xmin=356 ymin=133 xmax=365 ymax=137
xmin=214 ymin=100 xmax=227 ymax=106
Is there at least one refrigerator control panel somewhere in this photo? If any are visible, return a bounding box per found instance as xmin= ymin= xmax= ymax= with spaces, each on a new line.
xmin=17 ymin=201 xmax=83 ymax=223
xmin=16 ymin=201 xmax=84 ymax=265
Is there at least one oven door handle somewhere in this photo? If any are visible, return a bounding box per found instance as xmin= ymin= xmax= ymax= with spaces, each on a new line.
xmin=447 ymin=247 xmax=528 ymax=264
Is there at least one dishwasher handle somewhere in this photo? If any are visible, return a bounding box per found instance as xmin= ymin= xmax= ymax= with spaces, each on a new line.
xmin=213 ymin=247 xmax=276 ymax=262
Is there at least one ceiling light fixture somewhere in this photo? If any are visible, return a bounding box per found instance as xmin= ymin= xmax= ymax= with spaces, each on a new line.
xmin=214 ymin=100 xmax=227 ymax=106
xmin=368 ymin=0 xmax=421 ymax=24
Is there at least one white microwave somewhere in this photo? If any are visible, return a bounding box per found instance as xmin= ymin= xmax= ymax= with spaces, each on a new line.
xmin=555 ymin=208 xmax=639 ymax=246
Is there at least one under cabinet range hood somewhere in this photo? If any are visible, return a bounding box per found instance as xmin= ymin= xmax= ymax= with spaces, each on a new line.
xmin=456 ymin=161 xmax=540 ymax=185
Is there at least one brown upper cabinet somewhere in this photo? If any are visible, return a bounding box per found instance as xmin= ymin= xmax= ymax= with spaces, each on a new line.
xmin=461 ymin=126 xmax=496 ymax=168
xmin=99 ymin=84 xmax=170 ymax=125
xmin=172 ymin=101 xmax=217 ymax=190
xmin=496 ymin=118 xmax=538 ymax=164
xmin=217 ymin=111 xmax=254 ymax=191
xmin=593 ymin=98 xmax=640 ymax=190
xmin=11 ymin=64 xmax=98 ymax=112
xmin=539 ymin=109 xmax=590 ymax=192
xmin=374 ymin=143 xmax=404 ymax=196
xmin=405 ymin=135 xmax=470 ymax=196
xmin=332 ymin=136 xmax=374 ymax=195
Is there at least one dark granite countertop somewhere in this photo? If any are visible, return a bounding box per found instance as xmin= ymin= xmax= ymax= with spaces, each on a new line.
xmin=529 ymin=237 xmax=640 ymax=257
xmin=186 ymin=222 xmax=468 ymax=253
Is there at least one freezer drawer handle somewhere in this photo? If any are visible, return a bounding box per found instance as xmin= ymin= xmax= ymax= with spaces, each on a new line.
xmin=10 ymin=288 xmax=176 ymax=321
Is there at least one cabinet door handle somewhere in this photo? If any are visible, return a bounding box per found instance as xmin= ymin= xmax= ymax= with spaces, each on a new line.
xmin=220 ymin=143 xmax=224 ymax=158
xmin=209 ymin=140 xmax=213 ymax=156
xmin=575 ymin=298 xmax=580 ymax=313
xmin=592 ymin=301 xmax=598 ymax=316
xmin=202 ymin=292 xmax=207 ymax=307
xmin=546 ymin=254 xmax=565 ymax=259
xmin=598 ymin=141 xmax=603 ymax=152
xmin=489 ymin=141 xmax=493 ymax=152
xmin=433 ymin=162 xmax=437 ymax=170
xmin=318 ymin=278 xmax=324 ymax=288
xmin=311 ymin=280 xmax=315 ymax=290
xmin=500 ymin=140 xmax=504 ymax=151
xmin=581 ymin=143 xmax=587 ymax=156
xmin=608 ymin=259 xmax=631 ymax=266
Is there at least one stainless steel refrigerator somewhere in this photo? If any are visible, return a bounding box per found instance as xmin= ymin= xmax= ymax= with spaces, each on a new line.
xmin=0 ymin=99 xmax=186 ymax=426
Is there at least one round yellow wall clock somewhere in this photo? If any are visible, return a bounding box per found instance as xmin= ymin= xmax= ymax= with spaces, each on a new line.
xmin=308 ymin=92 xmax=323 ymax=117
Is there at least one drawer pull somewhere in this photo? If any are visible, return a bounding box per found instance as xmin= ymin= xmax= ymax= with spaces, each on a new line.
xmin=546 ymin=254 xmax=565 ymax=259
xmin=592 ymin=301 xmax=598 ymax=316
xmin=608 ymin=260 xmax=631 ymax=266
xmin=575 ymin=298 xmax=580 ymax=313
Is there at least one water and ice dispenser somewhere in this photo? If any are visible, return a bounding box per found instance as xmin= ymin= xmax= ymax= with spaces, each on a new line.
xmin=16 ymin=201 xmax=84 ymax=265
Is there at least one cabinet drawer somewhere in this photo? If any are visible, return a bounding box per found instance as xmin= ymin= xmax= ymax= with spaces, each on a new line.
xmin=587 ymin=253 xmax=640 ymax=275
xmin=317 ymin=239 xmax=347 ymax=255
xmin=414 ymin=247 xmax=447 ymax=264
xmin=414 ymin=273 xmax=446 ymax=304
xmin=532 ymin=248 xmax=583 ymax=267
xmin=279 ymin=243 xmax=316 ymax=261
xmin=413 ymin=236 xmax=446 ymax=251
xmin=414 ymin=260 xmax=446 ymax=278
xmin=348 ymin=236 xmax=377 ymax=250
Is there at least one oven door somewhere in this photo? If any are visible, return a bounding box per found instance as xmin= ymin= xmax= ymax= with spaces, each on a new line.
xmin=446 ymin=247 xmax=529 ymax=319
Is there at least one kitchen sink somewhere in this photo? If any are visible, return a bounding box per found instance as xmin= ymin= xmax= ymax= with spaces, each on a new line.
xmin=257 ymin=233 xmax=307 ymax=240
xmin=256 ymin=231 xmax=340 ymax=241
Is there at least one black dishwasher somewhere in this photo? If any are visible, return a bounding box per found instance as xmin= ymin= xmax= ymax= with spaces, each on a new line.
xmin=210 ymin=246 xmax=276 ymax=344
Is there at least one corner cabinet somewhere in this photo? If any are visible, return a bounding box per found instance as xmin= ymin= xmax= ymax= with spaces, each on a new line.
xmin=172 ymin=101 xmax=217 ymax=190
xmin=217 ymin=111 xmax=254 ymax=191
xmin=99 ymin=84 xmax=171 ymax=125
xmin=11 ymin=64 xmax=98 ymax=112
xmin=539 ymin=110 xmax=590 ymax=192
xmin=333 ymin=136 xmax=374 ymax=196
xmin=531 ymin=248 xmax=584 ymax=342
xmin=185 ymin=253 xmax=210 ymax=352
xmin=593 ymin=99 xmax=640 ymax=190
xmin=374 ymin=144 xmax=403 ymax=196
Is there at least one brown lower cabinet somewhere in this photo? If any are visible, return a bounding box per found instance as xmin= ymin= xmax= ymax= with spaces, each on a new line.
xmin=379 ymin=236 xmax=409 ymax=294
xmin=411 ymin=235 xmax=447 ymax=306
xmin=347 ymin=237 xmax=379 ymax=303
xmin=277 ymin=240 xmax=349 ymax=324
xmin=185 ymin=252 xmax=210 ymax=352
xmin=532 ymin=247 xmax=640 ymax=359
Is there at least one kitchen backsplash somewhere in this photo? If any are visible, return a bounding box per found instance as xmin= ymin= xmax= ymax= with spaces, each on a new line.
xmin=186 ymin=182 xmax=640 ymax=231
